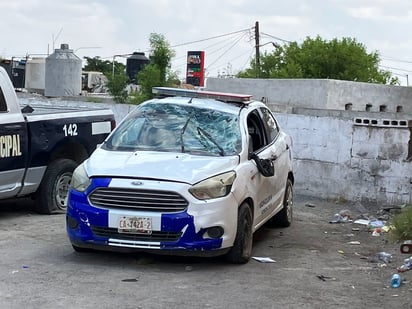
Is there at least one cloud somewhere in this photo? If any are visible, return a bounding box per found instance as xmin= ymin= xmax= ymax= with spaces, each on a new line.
xmin=1 ymin=0 xmax=412 ymax=84
xmin=0 ymin=0 xmax=127 ymax=57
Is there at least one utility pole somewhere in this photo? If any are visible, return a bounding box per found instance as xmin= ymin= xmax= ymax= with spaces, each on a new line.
xmin=255 ymin=21 xmax=260 ymax=78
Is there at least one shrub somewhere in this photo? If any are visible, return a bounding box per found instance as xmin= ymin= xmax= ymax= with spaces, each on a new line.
xmin=106 ymin=73 xmax=128 ymax=103
xmin=388 ymin=205 xmax=412 ymax=242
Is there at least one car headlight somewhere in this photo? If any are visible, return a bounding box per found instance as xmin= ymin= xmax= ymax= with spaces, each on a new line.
xmin=71 ymin=163 xmax=91 ymax=192
xmin=189 ymin=171 xmax=236 ymax=200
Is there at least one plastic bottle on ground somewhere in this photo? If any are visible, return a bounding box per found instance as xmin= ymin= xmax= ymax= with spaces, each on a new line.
xmin=390 ymin=273 xmax=401 ymax=288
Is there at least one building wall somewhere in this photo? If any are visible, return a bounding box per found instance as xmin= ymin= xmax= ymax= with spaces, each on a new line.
xmin=276 ymin=112 xmax=412 ymax=205
xmin=205 ymin=78 xmax=412 ymax=113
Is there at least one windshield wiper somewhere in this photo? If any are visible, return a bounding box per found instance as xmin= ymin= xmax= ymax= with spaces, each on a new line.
xmin=197 ymin=127 xmax=224 ymax=156
xmin=180 ymin=115 xmax=193 ymax=153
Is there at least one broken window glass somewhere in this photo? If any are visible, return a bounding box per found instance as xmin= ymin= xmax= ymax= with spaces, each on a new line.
xmin=104 ymin=101 xmax=241 ymax=156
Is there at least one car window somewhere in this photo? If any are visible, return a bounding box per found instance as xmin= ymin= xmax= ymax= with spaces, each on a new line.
xmin=103 ymin=102 xmax=241 ymax=156
xmin=0 ymin=87 xmax=7 ymax=112
xmin=247 ymin=109 xmax=267 ymax=152
xmin=247 ymin=107 xmax=280 ymax=152
xmin=260 ymin=107 xmax=279 ymax=143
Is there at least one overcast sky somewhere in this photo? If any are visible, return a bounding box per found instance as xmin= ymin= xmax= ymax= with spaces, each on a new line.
xmin=2 ymin=0 xmax=412 ymax=85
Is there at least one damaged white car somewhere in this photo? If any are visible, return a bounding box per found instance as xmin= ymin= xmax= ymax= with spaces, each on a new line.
xmin=66 ymin=87 xmax=294 ymax=264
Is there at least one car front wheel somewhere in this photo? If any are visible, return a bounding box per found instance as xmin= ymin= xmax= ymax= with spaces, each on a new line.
xmin=225 ymin=202 xmax=253 ymax=264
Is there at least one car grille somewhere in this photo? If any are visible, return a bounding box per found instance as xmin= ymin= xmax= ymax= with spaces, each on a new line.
xmin=88 ymin=188 xmax=188 ymax=212
xmin=91 ymin=226 xmax=182 ymax=242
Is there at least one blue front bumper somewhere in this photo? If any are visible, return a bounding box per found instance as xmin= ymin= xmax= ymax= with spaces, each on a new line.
xmin=66 ymin=179 xmax=225 ymax=254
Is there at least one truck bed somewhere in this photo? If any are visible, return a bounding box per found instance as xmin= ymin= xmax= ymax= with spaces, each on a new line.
xmin=21 ymin=103 xmax=109 ymax=115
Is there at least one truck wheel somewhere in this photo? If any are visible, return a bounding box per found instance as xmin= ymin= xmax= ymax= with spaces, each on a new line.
xmin=225 ymin=202 xmax=253 ymax=264
xmin=270 ymin=179 xmax=293 ymax=227
xmin=35 ymin=159 xmax=78 ymax=214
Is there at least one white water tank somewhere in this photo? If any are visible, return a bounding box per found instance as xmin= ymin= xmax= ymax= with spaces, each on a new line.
xmin=25 ymin=57 xmax=46 ymax=94
xmin=45 ymin=43 xmax=82 ymax=97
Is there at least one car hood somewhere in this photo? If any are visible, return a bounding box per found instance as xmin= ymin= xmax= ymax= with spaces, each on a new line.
xmin=85 ymin=148 xmax=240 ymax=184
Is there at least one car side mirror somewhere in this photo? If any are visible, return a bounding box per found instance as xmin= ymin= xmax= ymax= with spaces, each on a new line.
xmin=250 ymin=153 xmax=274 ymax=177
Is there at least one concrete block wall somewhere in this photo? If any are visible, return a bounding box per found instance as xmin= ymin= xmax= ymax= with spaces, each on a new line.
xmin=277 ymin=113 xmax=412 ymax=205
xmin=206 ymin=78 xmax=330 ymax=109
xmin=205 ymin=78 xmax=412 ymax=113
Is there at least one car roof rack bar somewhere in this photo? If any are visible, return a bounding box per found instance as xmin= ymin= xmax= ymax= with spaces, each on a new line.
xmin=152 ymin=87 xmax=253 ymax=104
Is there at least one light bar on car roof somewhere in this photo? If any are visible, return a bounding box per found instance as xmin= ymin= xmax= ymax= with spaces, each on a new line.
xmin=152 ymin=87 xmax=253 ymax=104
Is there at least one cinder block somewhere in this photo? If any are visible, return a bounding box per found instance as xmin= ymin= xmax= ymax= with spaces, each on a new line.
xmin=354 ymin=118 xmax=410 ymax=128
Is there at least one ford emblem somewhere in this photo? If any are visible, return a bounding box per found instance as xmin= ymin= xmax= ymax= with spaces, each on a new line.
xmin=131 ymin=181 xmax=143 ymax=186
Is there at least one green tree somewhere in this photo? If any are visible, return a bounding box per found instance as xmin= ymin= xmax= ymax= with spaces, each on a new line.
xmin=84 ymin=56 xmax=128 ymax=103
xmin=132 ymin=64 xmax=162 ymax=103
xmin=106 ymin=73 xmax=128 ymax=103
xmin=129 ymin=33 xmax=179 ymax=104
xmin=149 ymin=33 xmax=176 ymax=84
xmin=83 ymin=34 xmax=179 ymax=104
xmin=238 ymin=36 xmax=399 ymax=85
xmin=83 ymin=56 xmax=125 ymax=76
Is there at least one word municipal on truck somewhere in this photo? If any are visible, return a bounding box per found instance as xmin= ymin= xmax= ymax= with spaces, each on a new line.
xmin=0 ymin=65 xmax=115 ymax=215
xmin=0 ymin=134 xmax=21 ymax=158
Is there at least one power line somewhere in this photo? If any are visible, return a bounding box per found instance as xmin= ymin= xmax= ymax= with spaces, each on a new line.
xmin=259 ymin=32 xmax=292 ymax=44
xmin=231 ymin=48 xmax=255 ymax=64
xmin=206 ymin=32 xmax=249 ymax=72
xmin=390 ymin=72 xmax=408 ymax=77
xmin=170 ymin=28 xmax=252 ymax=48
xmin=172 ymin=31 xmax=251 ymax=75
xmin=381 ymin=56 xmax=412 ymax=64
xmin=100 ymin=28 xmax=253 ymax=60
xmin=238 ymin=49 xmax=255 ymax=72
xmin=174 ymin=31 xmax=247 ymax=63
xmin=380 ymin=64 xmax=412 ymax=73
xmin=205 ymin=32 xmax=248 ymax=60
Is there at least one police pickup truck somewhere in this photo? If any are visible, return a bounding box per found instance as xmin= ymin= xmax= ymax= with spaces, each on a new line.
xmin=0 ymin=67 xmax=115 ymax=214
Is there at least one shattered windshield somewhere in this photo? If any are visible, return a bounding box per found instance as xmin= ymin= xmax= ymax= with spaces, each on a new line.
xmin=103 ymin=102 xmax=241 ymax=156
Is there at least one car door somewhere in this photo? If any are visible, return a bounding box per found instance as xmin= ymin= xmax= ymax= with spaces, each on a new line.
xmin=247 ymin=107 xmax=288 ymax=225
xmin=259 ymin=107 xmax=290 ymax=214
xmin=246 ymin=109 xmax=274 ymax=225
xmin=0 ymin=86 xmax=28 ymax=198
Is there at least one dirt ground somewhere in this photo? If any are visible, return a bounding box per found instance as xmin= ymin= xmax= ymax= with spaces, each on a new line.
xmin=246 ymin=194 xmax=412 ymax=308
xmin=0 ymin=194 xmax=411 ymax=309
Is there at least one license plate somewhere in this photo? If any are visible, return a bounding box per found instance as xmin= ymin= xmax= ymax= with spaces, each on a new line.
xmin=118 ymin=216 xmax=152 ymax=234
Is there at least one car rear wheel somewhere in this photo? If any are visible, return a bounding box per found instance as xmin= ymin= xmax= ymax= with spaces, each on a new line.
xmin=270 ymin=179 xmax=293 ymax=227
xmin=225 ymin=202 xmax=253 ymax=264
